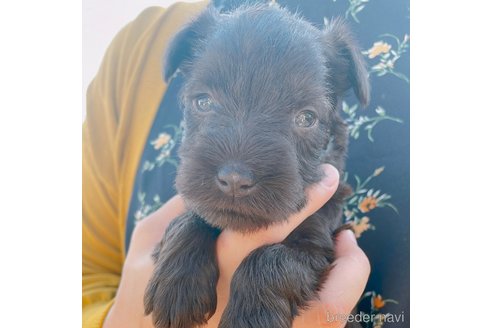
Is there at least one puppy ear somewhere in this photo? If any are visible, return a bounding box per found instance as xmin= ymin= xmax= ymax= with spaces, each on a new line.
xmin=163 ymin=6 xmax=219 ymax=82
xmin=323 ymin=18 xmax=370 ymax=106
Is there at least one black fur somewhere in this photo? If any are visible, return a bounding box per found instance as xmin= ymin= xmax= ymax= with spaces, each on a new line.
xmin=145 ymin=3 xmax=369 ymax=328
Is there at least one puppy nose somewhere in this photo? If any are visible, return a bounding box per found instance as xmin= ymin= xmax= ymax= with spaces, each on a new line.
xmin=216 ymin=163 xmax=255 ymax=197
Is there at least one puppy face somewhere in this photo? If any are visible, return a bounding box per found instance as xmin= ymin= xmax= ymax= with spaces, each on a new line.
xmin=165 ymin=4 xmax=369 ymax=231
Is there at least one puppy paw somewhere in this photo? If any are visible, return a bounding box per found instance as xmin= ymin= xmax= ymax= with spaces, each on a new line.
xmin=143 ymin=213 xmax=221 ymax=328
xmin=218 ymin=289 xmax=293 ymax=328
xmin=144 ymin=259 xmax=218 ymax=328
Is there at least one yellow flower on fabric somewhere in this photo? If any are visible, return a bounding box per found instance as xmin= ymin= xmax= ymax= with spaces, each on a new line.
xmin=372 ymin=294 xmax=386 ymax=310
xmin=367 ymin=41 xmax=392 ymax=59
xmin=371 ymin=294 xmax=398 ymax=311
xmin=359 ymin=196 xmax=378 ymax=213
xmin=351 ymin=216 xmax=371 ymax=238
xmin=152 ymin=133 xmax=171 ymax=150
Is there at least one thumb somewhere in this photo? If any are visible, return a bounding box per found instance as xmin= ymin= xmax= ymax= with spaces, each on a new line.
xmin=253 ymin=164 xmax=340 ymax=245
xmin=291 ymin=164 xmax=340 ymax=223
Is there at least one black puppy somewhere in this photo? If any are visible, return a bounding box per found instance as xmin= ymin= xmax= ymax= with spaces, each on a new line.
xmin=144 ymin=3 xmax=369 ymax=328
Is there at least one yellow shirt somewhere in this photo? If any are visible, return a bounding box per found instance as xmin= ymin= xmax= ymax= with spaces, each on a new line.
xmin=82 ymin=2 xmax=208 ymax=327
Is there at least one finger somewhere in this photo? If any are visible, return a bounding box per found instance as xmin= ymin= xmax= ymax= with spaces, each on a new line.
xmin=288 ymin=164 xmax=340 ymax=227
xmin=318 ymin=229 xmax=371 ymax=314
xmin=246 ymin=164 xmax=339 ymax=243
xmin=244 ymin=164 xmax=340 ymax=245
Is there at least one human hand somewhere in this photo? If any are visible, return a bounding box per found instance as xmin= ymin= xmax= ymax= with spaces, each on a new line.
xmin=206 ymin=164 xmax=370 ymax=328
xmin=103 ymin=164 xmax=369 ymax=328
xmin=292 ymin=229 xmax=371 ymax=328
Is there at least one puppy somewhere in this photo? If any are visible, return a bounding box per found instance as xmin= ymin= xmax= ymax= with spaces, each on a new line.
xmin=144 ymin=3 xmax=369 ymax=328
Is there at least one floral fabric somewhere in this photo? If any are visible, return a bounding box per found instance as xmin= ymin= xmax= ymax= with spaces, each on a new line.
xmin=125 ymin=0 xmax=409 ymax=327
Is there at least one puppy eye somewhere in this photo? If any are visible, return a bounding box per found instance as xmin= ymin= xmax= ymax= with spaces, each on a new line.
xmin=295 ymin=110 xmax=317 ymax=128
xmin=193 ymin=94 xmax=219 ymax=112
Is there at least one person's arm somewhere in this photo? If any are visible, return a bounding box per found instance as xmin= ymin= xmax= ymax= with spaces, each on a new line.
xmin=82 ymin=3 xmax=218 ymax=327
xmin=82 ymin=5 xmax=167 ymax=324
xmin=83 ymin=4 xmax=211 ymax=326
xmin=82 ymin=17 xmax=135 ymax=327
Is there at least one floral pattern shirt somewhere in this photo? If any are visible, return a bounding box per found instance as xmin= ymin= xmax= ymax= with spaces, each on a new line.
xmin=126 ymin=1 xmax=409 ymax=327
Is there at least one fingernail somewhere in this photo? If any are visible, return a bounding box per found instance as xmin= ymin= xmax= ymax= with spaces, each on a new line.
xmin=345 ymin=229 xmax=357 ymax=244
xmin=321 ymin=164 xmax=339 ymax=189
